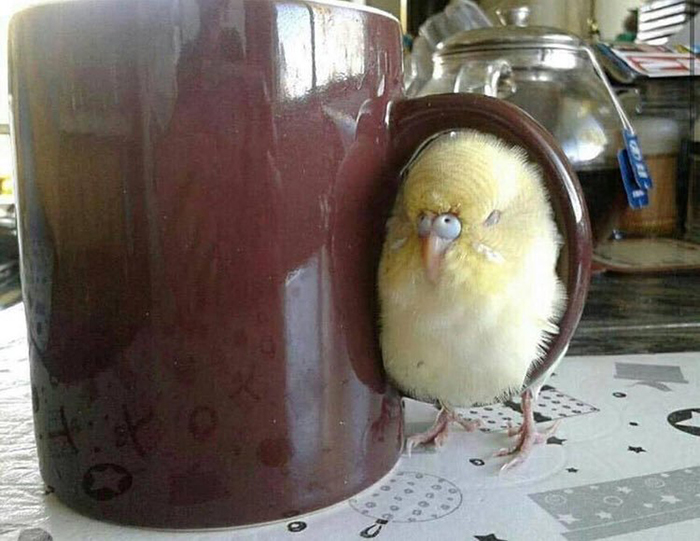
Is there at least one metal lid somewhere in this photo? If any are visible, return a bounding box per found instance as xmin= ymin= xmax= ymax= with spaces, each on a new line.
xmin=436 ymin=6 xmax=585 ymax=57
xmin=438 ymin=26 xmax=583 ymax=56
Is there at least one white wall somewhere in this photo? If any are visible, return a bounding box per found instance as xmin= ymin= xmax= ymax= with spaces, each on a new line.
xmin=393 ymin=0 xmax=643 ymax=39
xmin=595 ymin=0 xmax=644 ymax=40
xmin=479 ymin=0 xmax=591 ymax=36
xmin=365 ymin=0 xmax=401 ymax=20
xmin=0 ymin=1 xmax=40 ymax=126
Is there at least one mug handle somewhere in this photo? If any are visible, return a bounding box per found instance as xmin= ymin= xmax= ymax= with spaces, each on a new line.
xmin=386 ymin=93 xmax=593 ymax=385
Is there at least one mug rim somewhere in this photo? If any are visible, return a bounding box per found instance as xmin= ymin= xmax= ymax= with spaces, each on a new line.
xmin=11 ymin=0 xmax=401 ymax=25
xmin=309 ymin=0 xmax=400 ymax=23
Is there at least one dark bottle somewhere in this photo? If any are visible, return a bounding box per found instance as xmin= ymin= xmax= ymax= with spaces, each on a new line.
xmin=406 ymin=0 xmax=450 ymax=36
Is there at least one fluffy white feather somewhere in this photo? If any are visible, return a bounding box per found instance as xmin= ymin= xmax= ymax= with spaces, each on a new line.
xmin=378 ymin=130 xmax=565 ymax=408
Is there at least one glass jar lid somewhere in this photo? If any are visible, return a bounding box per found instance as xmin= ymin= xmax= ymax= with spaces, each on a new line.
xmin=436 ymin=6 xmax=585 ymax=58
xmin=438 ymin=26 xmax=583 ymax=56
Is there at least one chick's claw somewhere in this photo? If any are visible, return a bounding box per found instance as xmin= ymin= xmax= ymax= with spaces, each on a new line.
xmin=405 ymin=407 xmax=480 ymax=456
xmin=496 ymin=422 xmax=559 ymax=462
xmin=505 ymin=420 xmax=559 ymax=441
xmin=498 ymin=424 xmax=560 ymax=472
xmin=406 ymin=409 xmax=450 ymax=456
xmin=497 ymin=390 xmax=560 ymax=471
xmin=506 ymin=422 xmax=523 ymax=437
xmin=497 ymin=427 xmax=540 ymax=471
xmin=453 ymin=415 xmax=482 ymax=432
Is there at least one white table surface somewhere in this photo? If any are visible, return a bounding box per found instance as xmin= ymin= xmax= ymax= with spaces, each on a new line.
xmin=2 ymin=303 xmax=700 ymax=541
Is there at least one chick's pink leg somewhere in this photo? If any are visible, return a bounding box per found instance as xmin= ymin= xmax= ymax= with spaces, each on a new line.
xmin=406 ymin=407 xmax=480 ymax=455
xmin=497 ymin=389 xmax=560 ymax=471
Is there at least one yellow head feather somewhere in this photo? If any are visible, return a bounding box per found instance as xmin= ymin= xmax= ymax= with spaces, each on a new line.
xmin=379 ymin=130 xmax=561 ymax=302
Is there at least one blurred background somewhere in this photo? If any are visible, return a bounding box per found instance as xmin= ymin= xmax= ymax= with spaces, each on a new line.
xmin=357 ymin=0 xmax=644 ymax=39
xmin=0 ymin=1 xmax=34 ymax=309
xmin=362 ymin=0 xmax=700 ymax=355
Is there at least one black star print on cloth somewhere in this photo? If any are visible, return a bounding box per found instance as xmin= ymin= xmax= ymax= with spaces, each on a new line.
xmin=628 ymin=446 xmax=646 ymax=453
xmin=547 ymin=436 xmax=566 ymax=445
xmin=567 ymin=467 xmax=579 ymax=473
xmin=475 ymin=535 xmax=507 ymax=541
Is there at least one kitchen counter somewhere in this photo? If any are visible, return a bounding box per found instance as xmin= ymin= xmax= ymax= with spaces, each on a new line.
xmin=570 ymin=272 xmax=700 ymax=356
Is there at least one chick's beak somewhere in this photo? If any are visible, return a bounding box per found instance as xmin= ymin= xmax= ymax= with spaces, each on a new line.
xmin=421 ymin=233 xmax=452 ymax=284
xmin=418 ymin=212 xmax=462 ymax=284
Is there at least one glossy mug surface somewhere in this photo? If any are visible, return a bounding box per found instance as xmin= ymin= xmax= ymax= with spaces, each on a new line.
xmin=9 ymin=0 xmax=591 ymax=529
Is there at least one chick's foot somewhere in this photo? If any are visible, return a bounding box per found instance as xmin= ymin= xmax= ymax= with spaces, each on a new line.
xmin=497 ymin=389 xmax=560 ymax=471
xmin=406 ymin=407 xmax=480 ymax=456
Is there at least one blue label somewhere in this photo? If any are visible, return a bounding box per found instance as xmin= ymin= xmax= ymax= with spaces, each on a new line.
xmin=623 ymin=129 xmax=652 ymax=190
xmin=618 ymin=148 xmax=649 ymax=209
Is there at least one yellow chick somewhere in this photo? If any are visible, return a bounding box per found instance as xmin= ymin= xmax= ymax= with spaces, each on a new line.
xmin=378 ymin=130 xmax=566 ymax=470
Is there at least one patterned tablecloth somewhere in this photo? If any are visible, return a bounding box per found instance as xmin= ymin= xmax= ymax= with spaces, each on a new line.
xmin=1 ymin=303 xmax=699 ymax=541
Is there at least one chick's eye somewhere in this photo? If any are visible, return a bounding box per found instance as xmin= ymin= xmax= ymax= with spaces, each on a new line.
xmin=434 ymin=213 xmax=462 ymax=240
xmin=484 ymin=209 xmax=502 ymax=227
xmin=417 ymin=214 xmax=432 ymax=237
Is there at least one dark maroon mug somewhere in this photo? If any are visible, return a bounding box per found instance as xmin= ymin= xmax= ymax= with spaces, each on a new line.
xmin=9 ymin=0 xmax=591 ymax=529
